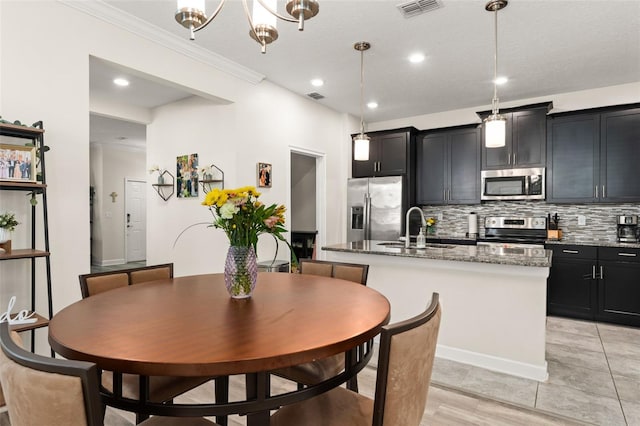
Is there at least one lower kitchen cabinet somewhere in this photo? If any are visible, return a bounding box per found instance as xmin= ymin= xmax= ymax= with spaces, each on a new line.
xmin=547 ymin=245 xmax=640 ymax=326
xmin=598 ymin=247 xmax=640 ymax=327
xmin=546 ymin=245 xmax=598 ymax=320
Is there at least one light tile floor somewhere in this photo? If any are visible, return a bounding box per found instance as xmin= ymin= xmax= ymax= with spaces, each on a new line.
xmin=431 ymin=315 xmax=640 ymax=425
xmin=90 ymin=261 xmax=146 ymax=274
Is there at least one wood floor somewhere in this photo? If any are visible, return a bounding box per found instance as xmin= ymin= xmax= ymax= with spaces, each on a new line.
xmin=104 ymin=365 xmax=583 ymax=426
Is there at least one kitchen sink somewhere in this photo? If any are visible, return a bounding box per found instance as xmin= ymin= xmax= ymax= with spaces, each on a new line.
xmin=377 ymin=242 xmax=406 ymax=247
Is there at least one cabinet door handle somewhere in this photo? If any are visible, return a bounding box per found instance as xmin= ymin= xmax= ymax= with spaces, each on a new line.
xmin=513 ymin=153 xmax=516 ymax=165
xmin=443 ymin=189 xmax=447 ymax=201
xmin=562 ymin=249 xmax=579 ymax=254
xmin=600 ymin=265 xmax=604 ymax=280
xmin=592 ymin=265 xmax=596 ymax=279
xmin=595 ymin=186 xmax=598 ymax=198
xmin=617 ymin=252 xmax=637 ymax=257
xmin=602 ymin=185 xmax=605 ymax=198
xmin=447 ymin=189 xmax=451 ymax=201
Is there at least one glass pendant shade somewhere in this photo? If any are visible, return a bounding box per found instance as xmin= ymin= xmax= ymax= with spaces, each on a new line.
xmin=484 ymin=115 xmax=506 ymax=148
xmin=253 ymin=0 xmax=278 ymax=28
xmin=177 ymin=0 xmax=205 ymax=13
xmin=353 ymin=135 xmax=370 ymax=161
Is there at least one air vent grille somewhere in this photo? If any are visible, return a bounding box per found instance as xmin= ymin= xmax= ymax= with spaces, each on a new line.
xmin=307 ymin=92 xmax=325 ymax=100
xmin=397 ymin=0 xmax=443 ymax=18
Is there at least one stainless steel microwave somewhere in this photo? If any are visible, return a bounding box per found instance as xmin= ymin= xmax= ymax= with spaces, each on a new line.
xmin=481 ymin=167 xmax=545 ymax=201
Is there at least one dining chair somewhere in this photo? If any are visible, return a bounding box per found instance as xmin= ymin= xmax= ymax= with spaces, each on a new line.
xmin=0 ymin=322 xmax=218 ymax=426
xmin=129 ymin=263 xmax=174 ymax=285
xmin=270 ymin=292 xmax=441 ymax=426
xmin=275 ymin=259 xmax=369 ymax=391
xmin=78 ymin=263 xmax=219 ymax=424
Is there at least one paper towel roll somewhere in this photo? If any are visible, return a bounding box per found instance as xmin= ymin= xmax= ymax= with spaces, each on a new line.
xmin=468 ymin=212 xmax=478 ymax=237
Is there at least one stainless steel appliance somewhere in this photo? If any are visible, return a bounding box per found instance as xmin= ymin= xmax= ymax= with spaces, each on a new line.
xmin=347 ymin=176 xmax=405 ymax=242
xmin=481 ymin=167 xmax=545 ymax=201
xmin=477 ymin=216 xmax=547 ymax=257
xmin=617 ymin=215 xmax=639 ymax=243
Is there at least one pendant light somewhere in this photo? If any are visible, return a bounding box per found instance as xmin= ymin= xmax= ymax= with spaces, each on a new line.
xmin=353 ymin=41 xmax=371 ymax=162
xmin=484 ymin=0 xmax=508 ymax=148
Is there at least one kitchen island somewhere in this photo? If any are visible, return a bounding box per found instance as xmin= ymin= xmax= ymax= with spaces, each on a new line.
xmin=323 ymin=240 xmax=552 ymax=381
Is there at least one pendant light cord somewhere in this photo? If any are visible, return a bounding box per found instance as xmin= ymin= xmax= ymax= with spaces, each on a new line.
xmin=492 ymin=7 xmax=499 ymax=115
xmin=360 ymin=48 xmax=365 ymax=135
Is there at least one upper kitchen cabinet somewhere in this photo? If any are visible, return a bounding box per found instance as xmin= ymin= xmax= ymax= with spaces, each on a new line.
xmin=352 ymin=127 xmax=416 ymax=178
xmin=416 ymin=125 xmax=481 ymax=205
xmin=547 ymin=104 xmax=640 ymax=203
xmin=478 ymin=102 xmax=551 ymax=170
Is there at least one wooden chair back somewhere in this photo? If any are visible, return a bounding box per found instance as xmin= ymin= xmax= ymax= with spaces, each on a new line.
xmin=0 ymin=322 xmax=103 ymax=426
xmin=372 ymin=293 xmax=441 ymax=426
xmin=299 ymin=259 xmax=369 ymax=285
xmin=79 ymin=263 xmax=174 ymax=299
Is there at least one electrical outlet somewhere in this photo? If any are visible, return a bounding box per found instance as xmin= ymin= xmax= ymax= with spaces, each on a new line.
xmin=437 ymin=212 xmax=443 ymax=221
xmin=577 ymin=215 xmax=586 ymax=226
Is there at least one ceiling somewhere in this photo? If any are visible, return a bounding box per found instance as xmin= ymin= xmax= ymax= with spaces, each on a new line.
xmin=88 ymin=0 xmax=640 ymax=145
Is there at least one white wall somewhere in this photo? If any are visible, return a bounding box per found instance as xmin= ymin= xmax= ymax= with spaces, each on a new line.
xmin=0 ymin=0 xmax=353 ymax=350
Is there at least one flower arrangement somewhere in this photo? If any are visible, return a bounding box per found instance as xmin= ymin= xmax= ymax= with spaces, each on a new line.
xmin=425 ymin=217 xmax=437 ymax=228
xmin=148 ymin=165 xmax=166 ymax=175
xmin=0 ymin=212 xmax=19 ymax=231
xmin=202 ymin=186 xmax=288 ymax=249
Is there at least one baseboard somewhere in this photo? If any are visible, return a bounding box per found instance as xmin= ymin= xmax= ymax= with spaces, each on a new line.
xmin=436 ymin=344 xmax=549 ymax=382
xmin=96 ymin=258 xmax=126 ymax=267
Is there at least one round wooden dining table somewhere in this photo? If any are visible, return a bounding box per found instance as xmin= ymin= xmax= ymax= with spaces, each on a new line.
xmin=49 ymin=272 xmax=390 ymax=425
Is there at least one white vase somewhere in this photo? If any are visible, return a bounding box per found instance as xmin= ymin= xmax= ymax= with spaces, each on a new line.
xmin=0 ymin=228 xmax=9 ymax=244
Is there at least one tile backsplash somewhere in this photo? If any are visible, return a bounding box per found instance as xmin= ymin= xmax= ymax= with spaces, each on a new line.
xmin=420 ymin=201 xmax=640 ymax=244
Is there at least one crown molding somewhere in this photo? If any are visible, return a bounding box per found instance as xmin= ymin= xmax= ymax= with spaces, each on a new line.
xmin=58 ymin=0 xmax=265 ymax=85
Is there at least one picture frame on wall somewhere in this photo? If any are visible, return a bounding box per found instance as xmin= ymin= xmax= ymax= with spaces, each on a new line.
xmin=0 ymin=144 xmax=36 ymax=182
xmin=257 ymin=162 xmax=272 ymax=188
xmin=176 ymin=153 xmax=199 ymax=198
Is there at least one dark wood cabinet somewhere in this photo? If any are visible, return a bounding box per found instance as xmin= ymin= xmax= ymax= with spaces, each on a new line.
xmin=546 ymin=245 xmax=598 ymax=320
xmin=352 ymin=128 xmax=416 ymax=178
xmin=416 ymin=125 xmax=480 ymax=205
xmin=599 ymin=108 xmax=640 ymax=202
xmin=547 ymin=104 xmax=640 ymax=203
xmin=547 ymin=245 xmax=640 ymax=327
xmin=597 ymin=247 xmax=640 ymax=327
xmin=480 ymin=104 xmax=549 ymax=170
xmin=546 ymin=113 xmax=600 ymax=203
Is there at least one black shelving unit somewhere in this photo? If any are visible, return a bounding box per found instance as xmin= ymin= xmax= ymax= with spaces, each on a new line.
xmin=0 ymin=121 xmax=53 ymax=350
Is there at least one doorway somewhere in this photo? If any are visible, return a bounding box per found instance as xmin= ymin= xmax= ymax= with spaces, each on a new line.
xmin=290 ymin=149 xmax=325 ymax=264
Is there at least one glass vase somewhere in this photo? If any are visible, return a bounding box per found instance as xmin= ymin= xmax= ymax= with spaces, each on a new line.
xmin=224 ymin=245 xmax=258 ymax=299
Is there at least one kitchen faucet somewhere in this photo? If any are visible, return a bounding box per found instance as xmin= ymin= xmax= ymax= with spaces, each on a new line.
xmin=405 ymin=206 xmax=426 ymax=248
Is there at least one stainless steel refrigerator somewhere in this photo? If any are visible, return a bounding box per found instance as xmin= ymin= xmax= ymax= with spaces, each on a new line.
xmin=347 ymin=176 xmax=405 ymax=242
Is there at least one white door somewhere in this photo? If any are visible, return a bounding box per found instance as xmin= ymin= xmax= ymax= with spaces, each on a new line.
xmin=125 ymin=179 xmax=147 ymax=262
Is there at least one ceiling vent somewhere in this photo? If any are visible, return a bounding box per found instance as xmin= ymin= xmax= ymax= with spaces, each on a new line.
xmin=307 ymin=92 xmax=325 ymax=100
xmin=397 ymin=0 xmax=443 ymax=18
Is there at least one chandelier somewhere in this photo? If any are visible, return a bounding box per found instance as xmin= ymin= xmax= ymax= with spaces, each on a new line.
xmin=175 ymin=0 xmax=319 ymax=54
xmin=484 ymin=0 xmax=508 ymax=148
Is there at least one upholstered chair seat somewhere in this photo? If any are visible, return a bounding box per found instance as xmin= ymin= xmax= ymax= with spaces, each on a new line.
xmin=271 ymin=293 xmax=441 ymax=426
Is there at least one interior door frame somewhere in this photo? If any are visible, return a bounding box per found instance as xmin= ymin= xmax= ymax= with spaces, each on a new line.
xmin=288 ymin=146 xmax=326 ymax=260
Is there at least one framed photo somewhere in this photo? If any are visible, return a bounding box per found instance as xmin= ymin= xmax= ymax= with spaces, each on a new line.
xmin=257 ymin=162 xmax=272 ymax=188
xmin=176 ymin=153 xmax=199 ymax=198
xmin=0 ymin=144 xmax=36 ymax=182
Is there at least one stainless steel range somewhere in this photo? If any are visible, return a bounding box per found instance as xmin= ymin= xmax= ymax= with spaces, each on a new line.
xmin=478 ymin=216 xmax=547 ymax=256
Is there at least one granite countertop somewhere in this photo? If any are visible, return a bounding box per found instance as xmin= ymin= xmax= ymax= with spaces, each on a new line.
xmin=323 ymin=240 xmax=552 ymax=268
xmin=545 ymin=239 xmax=640 ymax=249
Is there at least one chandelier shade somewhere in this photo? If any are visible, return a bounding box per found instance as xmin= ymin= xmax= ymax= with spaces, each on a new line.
xmin=353 ymin=135 xmax=370 ymax=161
xmin=484 ymin=114 xmax=507 ymax=148
xmin=175 ymin=0 xmax=319 ymax=53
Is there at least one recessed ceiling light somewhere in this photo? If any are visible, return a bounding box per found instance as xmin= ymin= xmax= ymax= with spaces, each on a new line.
xmin=310 ymin=78 xmax=324 ymax=87
xmin=494 ymin=76 xmax=508 ymax=85
xmin=408 ymin=53 xmax=425 ymax=64
xmin=367 ymin=101 xmax=378 ymax=109
xmin=113 ymin=78 xmax=130 ymax=87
